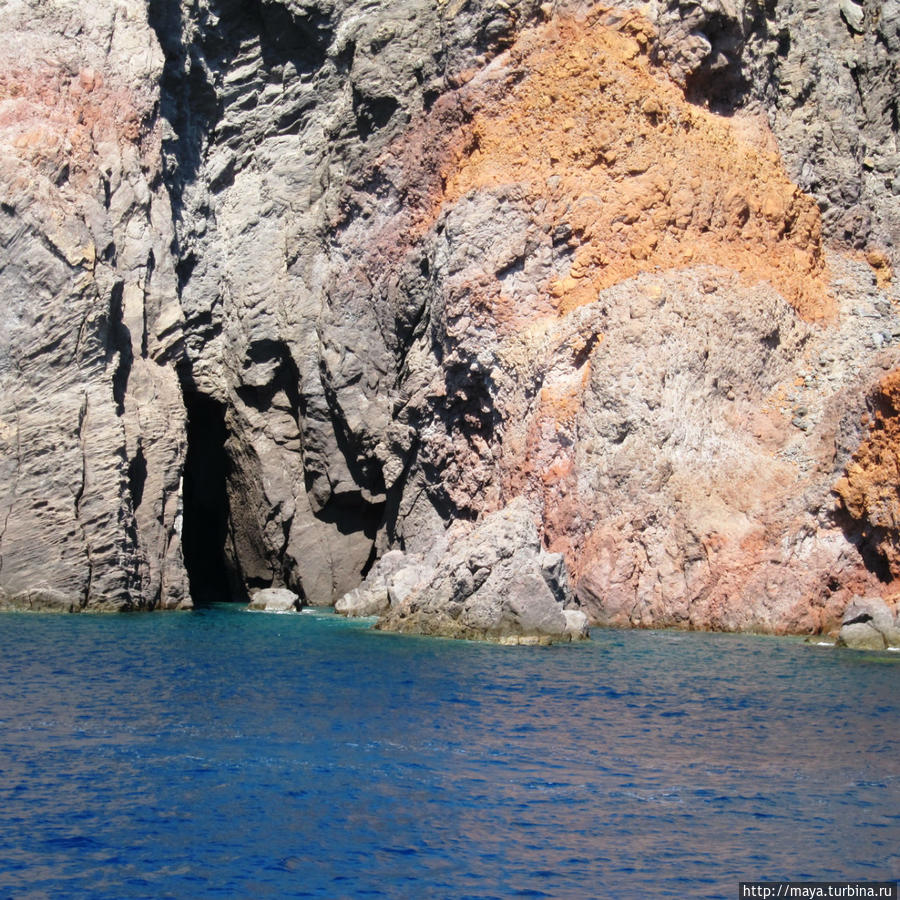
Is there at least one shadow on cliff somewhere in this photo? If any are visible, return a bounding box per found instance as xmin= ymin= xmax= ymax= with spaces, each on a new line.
xmin=148 ymin=0 xmax=334 ymax=219
xmin=180 ymin=387 xmax=246 ymax=605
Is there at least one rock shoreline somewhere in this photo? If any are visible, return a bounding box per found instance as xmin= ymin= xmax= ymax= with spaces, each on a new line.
xmin=336 ymin=498 xmax=590 ymax=644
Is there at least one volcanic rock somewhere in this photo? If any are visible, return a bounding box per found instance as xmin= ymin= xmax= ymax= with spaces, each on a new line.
xmin=836 ymin=596 xmax=900 ymax=650
xmin=248 ymin=588 xmax=301 ymax=613
xmin=375 ymin=497 xmax=587 ymax=643
xmin=1 ymin=0 xmax=899 ymax=643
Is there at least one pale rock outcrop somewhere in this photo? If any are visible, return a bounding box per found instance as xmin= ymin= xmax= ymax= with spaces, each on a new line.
xmin=334 ymin=549 xmax=429 ymax=617
xmin=248 ymin=587 xmax=301 ymax=612
xmin=0 ymin=0 xmax=188 ymax=610
xmin=837 ymin=596 xmax=900 ymax=650
xmin=373 ymin=498 xmax=588 ymax=643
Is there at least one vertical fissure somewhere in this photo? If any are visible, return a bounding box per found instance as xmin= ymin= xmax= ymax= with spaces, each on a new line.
xmin=181 ymin=390 xmax=245 ymax=604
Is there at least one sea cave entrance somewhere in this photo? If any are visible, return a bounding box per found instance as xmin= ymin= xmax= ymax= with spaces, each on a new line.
xmin=181 ymin=390 xmax=241 ymax=605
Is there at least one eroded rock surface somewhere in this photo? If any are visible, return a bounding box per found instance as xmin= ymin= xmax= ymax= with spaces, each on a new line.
xmin=248 ymin=587 xmax=301 ymax=612
xmin=1 ymin=0 xmax=899 ymax=638
xmin=372 ymin=497 xmax=587 ymax=643
xmin=0 ymin=1 xmax=189 ymax=611
xmin=837 ymin=596 xmax=900 ymax=649
xmin=835 ymin=369 xmax=900 ymax=580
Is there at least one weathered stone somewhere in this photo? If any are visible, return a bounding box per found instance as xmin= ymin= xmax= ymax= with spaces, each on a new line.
xmin=564 ymin=609 xmax=591 ymax=640
xmin=2 ymin=0 xmax=900 ymax=644
xmin=838 ymin=621 xmax=887 ymax=651
xmin=0 ymin=588 xmax=76 ymax=614
xmin=836 ymin=596 xmax=900 ymax=649
xmin=335 ymin=586 xmax=389 ymax=618
xmin=248 ymin=588 xmax=301 ymax=612
xmin=0 ymin=0 xmax=189 ymax=612
xmin=377 ymin=498 xmax=583 ymax=642
xmin=387 ymin=565 xmax=431 ymax=609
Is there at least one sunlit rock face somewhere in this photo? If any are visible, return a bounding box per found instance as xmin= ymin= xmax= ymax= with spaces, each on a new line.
xmin=0 ymin=1 xmax=188 ymax=611
xmin=0 ymin=0 xmax=898 ymax=636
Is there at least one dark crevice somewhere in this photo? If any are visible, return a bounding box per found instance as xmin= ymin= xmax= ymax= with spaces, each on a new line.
xmin=149 ymin=0 xmax=336 ymax=219
xmin=128 ymin=444 xmax=147 ymax=511
xmin=106 ymin=282 xmax=133 ymax=416
xmin=352 ymin=88 xmax=399 ymax=140
xmin=175 ymin=251 xmax=197 ymax=292
xmin=236 ymin=339 xmax=302 ymax=417
xmin=495 ymin=254 xmax=525 ymax=281
xmin=572 ymin=334 xmax=600 ymax=369
xmin=762 ymin=327 xmax=781 ymax=350
xmin=833 ymin=505 xmax=894 ymax=583
xmin=181 ymin=390 xmax=243 ymax=604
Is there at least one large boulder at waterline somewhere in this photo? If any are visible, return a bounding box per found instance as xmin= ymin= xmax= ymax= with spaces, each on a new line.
xmin=248 ymin=588 xmax=301 ymax=613
xmin=374 ymin=498 xmax=588 ymax=644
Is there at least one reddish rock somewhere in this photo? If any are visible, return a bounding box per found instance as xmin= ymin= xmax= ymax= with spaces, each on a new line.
xmin=835 ymin=370 xmax=900 ymax=579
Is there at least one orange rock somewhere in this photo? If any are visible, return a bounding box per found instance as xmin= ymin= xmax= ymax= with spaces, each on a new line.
xmin=835 ymin=369 xmax=900 ymax=577
xmin=865 ymin=247 xmax=893 ymax=287
xmin=435 ymin=5 xmax=831 ymax=321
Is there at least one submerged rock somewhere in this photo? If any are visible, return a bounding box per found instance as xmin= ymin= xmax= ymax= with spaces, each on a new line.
xmin=248 ymin=588 xmax=301 ymax=613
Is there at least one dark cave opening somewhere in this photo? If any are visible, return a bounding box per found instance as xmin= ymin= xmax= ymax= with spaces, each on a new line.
xmin=181 ymin=390 xmax=241 ymax=604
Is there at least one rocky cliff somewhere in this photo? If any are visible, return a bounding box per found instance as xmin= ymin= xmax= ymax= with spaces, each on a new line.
xmin=0 ymin=0 xmax=898 ymax=636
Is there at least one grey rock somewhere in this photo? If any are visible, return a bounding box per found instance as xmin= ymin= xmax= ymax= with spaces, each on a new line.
xmin=377 ymin=497 xmax=583 ymax=643
xmin=0 ymin=0 xmax=544 ymax=612
xmin=540 ymin=551 xmax=573 ymax=606
xmin=837 ymin=621 xmax=887 ymax=651
xmin=563 ymin=609 xmax=591 ymax=640
xmin=0 ymin=587 xmax=77 ymax=613
xmin=837 ymin=596 xmax=900 ymax=649
xmin=335 ymin=549 xmax=419 ymax=617
xmin=248 ymin=587 xmax=301 ymax=612
xmin=0 ymin=0 xmax=189 ymax=611
xmin=335 ymin=585 xmax=389 ymax=617
xmin=387 ymin=565 xmax=431 ymax=608
xmin=839 ymin=0 xmax=865 ymax=33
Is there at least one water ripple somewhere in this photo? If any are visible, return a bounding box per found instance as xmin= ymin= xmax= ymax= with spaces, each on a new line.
xmin=0 ymin=609 xmax=898 ymax=898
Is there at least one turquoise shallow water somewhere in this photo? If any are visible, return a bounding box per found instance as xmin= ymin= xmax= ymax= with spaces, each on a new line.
xmin=0 ymin=605 xmax=898 ymax=899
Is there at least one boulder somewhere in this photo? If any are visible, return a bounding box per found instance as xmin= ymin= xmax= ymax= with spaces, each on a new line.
xmin=387 ymin=564 xmax=432 ymax=608
xmin=248 ymin=588 xmax=301 ymax=613
xmin=837 ymin=621 xmax=886 ymax=651
xmin=335 ymin=586 xmax=389 ymax=618
xmin=376 ymin=497 xmax=588 ymax=644
xmin=836 ymin=596 xmax=900 ymax=649
xmin=563 ymin=609 xmax=591 ymax=640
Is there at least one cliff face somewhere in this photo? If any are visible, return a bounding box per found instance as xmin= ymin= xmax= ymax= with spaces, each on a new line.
xmin=0 ymin=2 xmax=188 ymax=610
xmin=0 ymin=0 xmax=898 ymax=632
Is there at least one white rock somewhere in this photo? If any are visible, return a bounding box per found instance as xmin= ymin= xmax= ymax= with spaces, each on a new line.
xmin=248 ymin=588 xmax=300 ymax=612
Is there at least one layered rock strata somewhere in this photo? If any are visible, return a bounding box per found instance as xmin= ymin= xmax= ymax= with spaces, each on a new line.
xmin=1 ymin=0 xmax=899 ymax=640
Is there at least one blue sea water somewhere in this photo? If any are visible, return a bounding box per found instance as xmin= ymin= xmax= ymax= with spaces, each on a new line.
xmin=0 ymin=605 xmax=897 ymax=900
